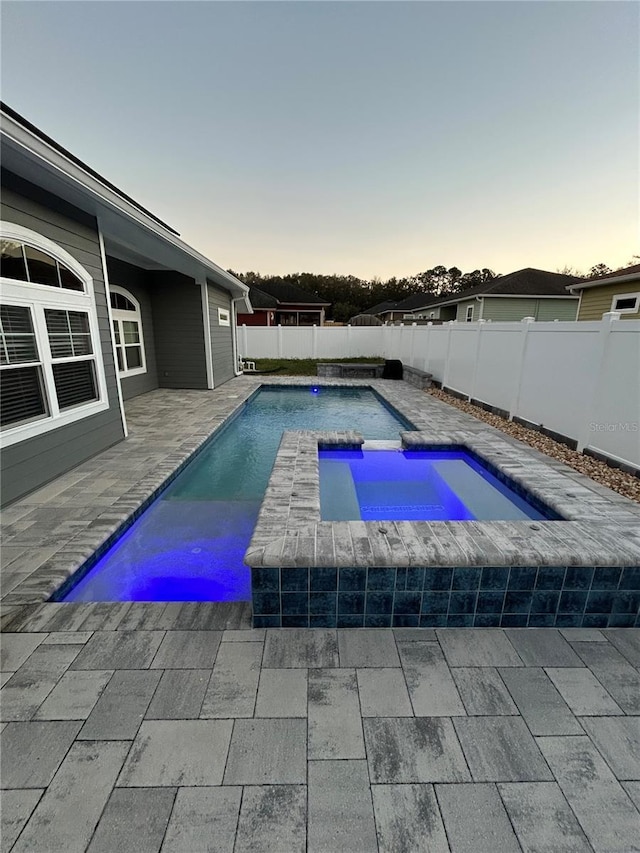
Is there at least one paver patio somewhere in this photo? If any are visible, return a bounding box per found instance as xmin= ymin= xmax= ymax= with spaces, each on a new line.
xmin=1 ymin=377 xmax=639 ymax=851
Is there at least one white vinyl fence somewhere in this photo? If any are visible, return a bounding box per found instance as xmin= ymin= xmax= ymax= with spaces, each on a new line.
xmin=241 ymin=317 xmax=640 ymax=470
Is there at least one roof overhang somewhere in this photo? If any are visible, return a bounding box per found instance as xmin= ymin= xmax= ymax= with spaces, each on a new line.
xmin=1 ymin=108 xmax=252 ymax=311
xmin=567 ymin=271 xmax=640 ymax=293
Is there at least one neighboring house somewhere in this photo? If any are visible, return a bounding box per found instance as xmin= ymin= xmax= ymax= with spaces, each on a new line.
xmin=363 ymin=300 xmax=399 ymax=322
xmin=364 ymin=294 xmax=442 ymax=323
xmin=567 ymin=263 xmax=640 ymax=321
xmin=403 ymin=268 xmax=581 ymax=323
xmin=0 ymin=102 xmax=251 ymax=505
xmin=237 ymin=281 xmax=329 ymax=326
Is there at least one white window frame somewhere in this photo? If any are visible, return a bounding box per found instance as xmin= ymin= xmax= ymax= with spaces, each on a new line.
xmin=466 ymin=305 xmax=474 ymax=322
xmin=110 ymin=285 xmax=147 ymax=378
xmin=610 ymin=292 xmax=640 ymax=314
xmin=1 ymin=221 xmax=109 ymax=447
xmin=217 ymin=307 xmax=230 ymax=326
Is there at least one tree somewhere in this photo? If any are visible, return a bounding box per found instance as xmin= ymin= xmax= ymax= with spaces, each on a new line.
xmin=588 ymin=263 xmax=612 ymax=279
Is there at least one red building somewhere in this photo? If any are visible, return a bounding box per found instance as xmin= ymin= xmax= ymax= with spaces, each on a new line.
xmin=238 ymin=283 xmax=330 ymax=327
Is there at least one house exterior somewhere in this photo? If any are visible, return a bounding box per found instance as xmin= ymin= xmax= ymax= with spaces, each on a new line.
xmin=237 ymin=282 xmax=329 ymax=326
xmin=567 ymin=263 xmax=640 ymax=321
xmin=403 ymin=268 xmax=581 ymax=323
xmin=0 ymin=103 xmax=251 ymax=506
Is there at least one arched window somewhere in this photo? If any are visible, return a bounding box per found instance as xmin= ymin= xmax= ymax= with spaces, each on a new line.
xmin=109 ymin=286 xmax=146 ymax=377
xmin=0 ymin=222 xmax=108 ymax=444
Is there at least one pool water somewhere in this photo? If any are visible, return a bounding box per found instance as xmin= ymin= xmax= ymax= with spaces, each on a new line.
xmin=61 ymin=387 xmax=413 ymax=602
xmin=319 ymin=449 xmax=554 ymax=522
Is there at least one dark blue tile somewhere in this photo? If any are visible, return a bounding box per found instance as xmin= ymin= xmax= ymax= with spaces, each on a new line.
xmin=282 ymin=592 xmax=308 ymax=615
xmin=536 ymin=567 xmax=566 ymax=590
xmin=339 ymin=567 xmax=366 ymax=591
xmin=620 ymin=567 xmax=640 ymax=590
xmin=310 ymin=592 xmax=337 ymax=615
xmin=253 ymin=615 xmax=281 ymax=628
xmin=531 ymin=590 xmax=560 ymax=615
xmin=253 ymin=592 xmax=281 ymax=615
xmin=480 ymin=567 xmax=509 ymax=590
xmin=310 ymin=614 xmax=337 ymax=628
xmin=338 ymin=592 xmax=365 ymax=614
xmin=365 ymin=613 xmax=392 ymax=628
xmin=421 ymin=592 xmax=449 ymax=614
xmin=447 ymin=614 xmax=474 ymax=627
xmin=449 ymin=591 xmax=477 ymax=614
xmin=282 ymin=614 xmax=308 ymax=628
xmin=423 ymin=567 xmax=453 ymax=591
xmin=611 ymin=591 xmax=640 ymax=614
xmin=554 ymin=613 xmax=582 ymax=628
xmin=586 ymin=591 xmax=614 ymax=615
xmin=508 ymin=567 xmax=537 ymax=590
xmin=592 ymin=567 xmax=622 ymax=590
xmin=367 ymin=568 xmax=396 ymax=591
xmin=281 ymin=567 xmax=309 ymax=592
xmin=501 ymin=613 xmax=528 ymax=627
xmin=395 ymin=568 xmax=408 ymax=590
xmin=420 ymin=614 xmax=447 ymax=628
xmin=504 ymin=591 xmax=532 ymax=614
xmin=474 ymin=613 xmax=500 ymax=627
xmin=564 ymin=567 xmax=593 ymax=590
xmin=406 ymin=568 xmax=426 ymax=590
xmin=252 ymin=567 xmax=280 ymax=592
xmin=394 ymin=592 xmax=421 ymax=614
xmin=392 ymin=613 xmax=420 ymax=628
xmin=582 ymin=614 xmax=608 ymax=628
xmin=310 ymin=567 xmax=337 ymax=591
xmin=608 ymin=613 xmax=636 ymax=628
xmin=476 ymin=592 xmax=505 ymax=613
xmin=366 ymin=592 xmax=394 ymax=614
xmin=338 ymin=614 xmax=364 ymax=628
xmin=528 ymin=613 xmax=555 ymax=627
xmin=452 ymin=567 xmax=481 ymax=590
xmin=558 ymin=591 xmax=588 ymax=614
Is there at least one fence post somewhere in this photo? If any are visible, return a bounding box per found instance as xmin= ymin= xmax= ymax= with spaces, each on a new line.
xmin=441 ymin=321 xmax=455 ymax=390
xmin=469 ymin=320 xmax=486 ymax=402
xmin=242 ymin=323 xmax=248 ymax=358
xmin=424 ymin=322 xmax=433 ymax=373
xmin=509 ymin=317 xmax=535 ymax=421
xmin=277 ymin=324 xmax=283 ymax=358
xmin=410 ymin=323 xmax=417 ymax=368
xmin=312 ymin=324 xmax=317 ymax=359
xmin=576 ymin=312 xmax=621 ymax=452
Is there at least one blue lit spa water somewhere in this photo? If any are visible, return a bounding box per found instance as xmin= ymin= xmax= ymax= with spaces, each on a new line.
xmin=319 ymin=449 xmax=553 ymax=522
xmin=61 ymin=387 xmax=414 ymax=602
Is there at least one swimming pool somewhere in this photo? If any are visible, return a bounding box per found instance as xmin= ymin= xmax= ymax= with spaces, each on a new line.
xmin=58 ymin=386 xmax=414 ymax=602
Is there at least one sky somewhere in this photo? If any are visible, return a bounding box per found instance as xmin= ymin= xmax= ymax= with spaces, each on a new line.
xmin=1 ymin=1 xmax=638 ymax=280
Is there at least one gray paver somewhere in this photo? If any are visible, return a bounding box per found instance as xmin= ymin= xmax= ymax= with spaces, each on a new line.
xmin=537 ymin=735 xmax=640 ymax=853
xmin=398 ymin=641 xmax=466 ymax=716
xmin=559 ymin=628 xmax=607 ymax=642
xmin=499 ymin=667 xmax=583 ymax=736
xmin=623 ymin=781 xmax=640 ymax=810
xmin=200 ymin=641 xmax=261 ymax=718
xmin=0 ymin=632 xmax=46 ymax=670
xmin=308 ymin=668 xmax=365 ymax=759
xmin=392 ymin=628 xmax=437 ymax=642
xmin=580 ymin=717 xmax=640 ymax=781
xmin=79 ymin=670 xmax=161 ymax=740
xmin=222 ymin=628 xmax=266 ymax=642
xmin=70 ymin=631 xmax=165 ymax=670
xmin=437 ymin=628 xmax=523 ymax=667
xmin=453 ymin=716 xmax=554 ymax=782
xmin=357 ymin=667 xmax=413 ymax=717
xmin=506 ymin=629 xmax=585 ymax=667
xmin=10 ymin=741 xmax=130 ymax=853
xmin=338 ymin=629 xmax=400 ymax=667
xmin=0 ymin=789 xmax=43 ymax=853
xmin=42 ymin=631 xmax=94 ymax=644
xmin=223 ymin=718 xmax=307 ymax=784
xmin=234 ymin=785 xmax=306 ymax=853
xmin=263 ymin=628 xmax=338 ymax=667
xmin=87 ymin=787 xmax=176 ymax=853
xmin=498 ymin=781 xmax=592 ymax=853
xmin=0 ymin=720 xmax=81 ymax=788
xmin=145 ymin=669 xmax=210 ymax=719
xmin=118 ymin=719 xmax=233 ymax=786
xmin=160 ymin=786 xmax=242 ymax=853
xmin=34 ymin=669 xmax=113 ymax=720
xmin=545 ymin=667 xmax=623 ymax=716
xmin=364 ymin=717 xmax=470 ymax=783
xmin=604 ymin=629 xmax=640 ymax=667
xmin=150 ymin=630 xmax=221 ymax=669
xmin=573 ymin=641 xmax=640 ymax=714
xmin=0 ymin=644 xmax=82 ymax=721
xmin=255 ymin=667 xmax=307 ymax=717
xmin=371 ymin=784 xmax=449 ymax=853
xmin=308 ymin=760 xmax=378 ymax=853
xmin=452 ymin=666 xmax=518 ymax=716
xmin=437 ymin=783 xmax=521 ymax=853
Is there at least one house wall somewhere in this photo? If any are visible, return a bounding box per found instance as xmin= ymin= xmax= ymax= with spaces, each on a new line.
xmin=206 ymin=281 xmax=235 ymax=386
xmin=0 ymin=171 xmax=125 ymax=505
xmin=149 ymin=271 xmax=208 ymax=389
xmin=454 ymin=298 xmax=480 ymax=322
xmin=237 ymin=310 xmax=273 ymax=326
xmin=577 ymin=282 xmax=640 ymax=321
xmin=481 ymin=297 xmax=578 ymax=322
xmin=105 ymin=256 xmax=159 ymax=400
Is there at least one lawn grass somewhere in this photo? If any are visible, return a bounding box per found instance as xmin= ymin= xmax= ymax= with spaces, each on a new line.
xmin=252 ymin=357 xmax=383 ymax=376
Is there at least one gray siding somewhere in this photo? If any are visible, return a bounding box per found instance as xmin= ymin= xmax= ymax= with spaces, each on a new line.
xmin=1 ymin=173 xmax=125 ymax=506
xmin=207 ymin=281 xmax=234 ymax=387
xmin=150 ymin=272 xmax=208 ymax=389
xmin=105 ymin=257 xmax=159 ymax=400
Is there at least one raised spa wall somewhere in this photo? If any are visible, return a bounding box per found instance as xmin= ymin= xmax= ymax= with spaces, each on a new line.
xmin=244 ymin=430 xmax=640 ymax=629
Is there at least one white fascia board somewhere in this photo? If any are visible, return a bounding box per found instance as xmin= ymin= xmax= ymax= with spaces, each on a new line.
xmin=567 ymin=272 xmax=640 ymax=292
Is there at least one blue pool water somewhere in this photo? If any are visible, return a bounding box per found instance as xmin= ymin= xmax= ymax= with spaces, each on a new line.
xmin=61 ymin=387 xmax=413 ymax=602
xmin=319 ymin=449 xmax=554 ymax=522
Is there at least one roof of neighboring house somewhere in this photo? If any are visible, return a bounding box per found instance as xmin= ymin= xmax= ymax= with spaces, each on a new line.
xmin=364 ymin=300 xmax=398 ymax=315
xmin=425 ymin=268 xmax=583 ymax=309
xmin=394 ymin=292 xmax=440 ymax=312
xmin=244 ymin=287 xmax=279 ymax=310
xmin=252 ymin=280 xmax=330 ymax=306
xmin=567 ymin=263 xmax=640 ymax=292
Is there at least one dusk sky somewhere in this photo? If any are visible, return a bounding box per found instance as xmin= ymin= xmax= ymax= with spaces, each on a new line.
xmin=1 ymin=1 xmax=637 ymax=280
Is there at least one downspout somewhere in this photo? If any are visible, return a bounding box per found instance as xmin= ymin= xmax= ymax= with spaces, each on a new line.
xmin=231 ymin=296 xmax=245 ymax=375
